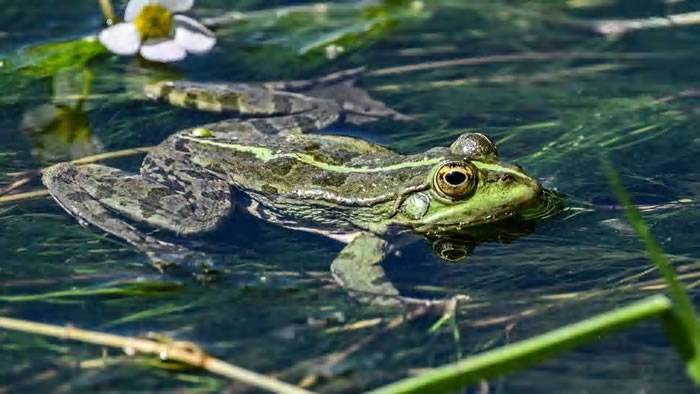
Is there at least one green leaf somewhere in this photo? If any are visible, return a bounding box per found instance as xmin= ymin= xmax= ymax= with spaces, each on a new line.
xmin=2 ymin=37 xmax=107 ymax=79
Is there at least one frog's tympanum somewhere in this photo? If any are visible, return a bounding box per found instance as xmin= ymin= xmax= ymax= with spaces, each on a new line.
xmin=43 ymin=69 xmax=556 ymax=306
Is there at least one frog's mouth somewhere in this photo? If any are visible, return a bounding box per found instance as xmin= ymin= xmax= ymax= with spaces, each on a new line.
xmin=436 ymin=186 xmax=565 ymax=233
xmin=411 ymin=192 xmax=545 ymax=236
xmin=410 ymin=172 xmax=544 ymax=231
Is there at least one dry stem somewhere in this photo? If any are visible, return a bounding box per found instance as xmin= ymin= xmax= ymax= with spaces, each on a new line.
xmin=0 ymin=316 xmax=313 ymax=394
xmin=591 ymin=11 xmax=700 ymax=36
xmin=98 ymin=0 xmax=117 ymax=25
xmin=0 ymin=147 xmax=152 ymax=205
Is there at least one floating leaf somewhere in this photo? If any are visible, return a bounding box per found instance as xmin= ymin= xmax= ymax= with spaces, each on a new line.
xmin=2 ymin=37 xmax=107 ymax=79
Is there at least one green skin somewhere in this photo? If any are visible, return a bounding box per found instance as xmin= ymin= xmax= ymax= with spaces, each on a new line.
xmin=42 ymin=69 xmax=545 ymax=306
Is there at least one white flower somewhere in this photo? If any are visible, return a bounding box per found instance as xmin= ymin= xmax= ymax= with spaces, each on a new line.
xmin=98 ymin=0 xmax=216 ymax=63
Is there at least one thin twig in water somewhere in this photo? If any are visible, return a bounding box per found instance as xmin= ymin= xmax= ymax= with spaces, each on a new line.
xmin=366 ymin=51 xmax=661 ymax=77
xmin=0 ymin=175 xmax=37 ymax=196
xmin=98 ymin=0 xmax=117 ymax=25
xmin=0 ymin=316 xmax=313 ymax=394
xmin=590 ymin=11 xmax=700 ymax=36
xmin=0 ymin=147 xmax=152 ymax=204
xmin=0 ymin=190 xmax=50 ymax=204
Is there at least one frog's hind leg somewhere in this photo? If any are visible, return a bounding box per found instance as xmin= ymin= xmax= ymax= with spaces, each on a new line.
xmin=145 ymin=79 xmax=341 ymax=133
xmin=265 ymin=67 xmax=413 ymax=124
xmin=145 ymin=68 xmax=411 ymax=126
xmin=44 ymin=161 xmax=232 ymax=235
xmin=145 ymin=79 xmax=326 ymax=117
xmin=42 ymin=161 xmax=232 ymax=275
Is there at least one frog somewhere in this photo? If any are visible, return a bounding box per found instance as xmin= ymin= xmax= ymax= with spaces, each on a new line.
xmin=41 ymin=69 xmax=552 ymax=306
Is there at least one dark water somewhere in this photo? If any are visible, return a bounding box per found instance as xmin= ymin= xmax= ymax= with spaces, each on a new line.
xmin=1 ymin=0 xmax=699 ymax=392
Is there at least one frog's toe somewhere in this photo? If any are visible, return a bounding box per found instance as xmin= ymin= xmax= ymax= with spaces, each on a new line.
xmin=147 ymin=246 xmax=223 ymax=283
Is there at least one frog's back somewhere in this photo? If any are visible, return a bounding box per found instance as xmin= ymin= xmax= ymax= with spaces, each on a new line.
xmin=170 ymin=125 xmax=439 ymax=232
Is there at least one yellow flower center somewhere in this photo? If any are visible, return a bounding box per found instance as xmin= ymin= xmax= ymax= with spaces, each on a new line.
xmin=134 ymin=4 xmax=173 ymax=40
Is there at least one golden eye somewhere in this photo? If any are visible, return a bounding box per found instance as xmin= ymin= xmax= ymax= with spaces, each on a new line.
xmin=433 ymin=161 xmax=478 ymax=200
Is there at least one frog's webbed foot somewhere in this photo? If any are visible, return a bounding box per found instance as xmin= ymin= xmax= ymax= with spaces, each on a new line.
xmin=304 ymin=77 xmax=413 ymax=125
xmin=273 ymin=67 xmax=413 ymax=124
xmin=330 ymin=232 xmax=430 ymax=307
xmin=146 ymin=244 xmax=222 ymax=283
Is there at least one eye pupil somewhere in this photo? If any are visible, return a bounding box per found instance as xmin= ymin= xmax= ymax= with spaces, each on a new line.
xmin=433 ymin=161 xmax=478 ymax=200
xmin=444 ymin=171 xmax=467 ymax=186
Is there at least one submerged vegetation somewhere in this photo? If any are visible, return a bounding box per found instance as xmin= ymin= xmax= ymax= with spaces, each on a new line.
xmin=1 ymin=0 xmax=700 ymax=392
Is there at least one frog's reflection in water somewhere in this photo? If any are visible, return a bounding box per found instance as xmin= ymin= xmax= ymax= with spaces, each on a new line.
xmin=427 ymin=217 xmax=537 ymax=263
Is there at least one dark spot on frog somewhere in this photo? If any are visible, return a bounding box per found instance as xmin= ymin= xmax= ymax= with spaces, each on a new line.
xmin=273 ymin=95 xmax=293 ymax=113
xmin=146 ymin=187 xmax=174 ymax=201
xmin=174 ymin=138 xmax=191 ymax=153
xmin=268 ymin=157 xmax=295 ymax=176
xmin=139 ymin=202 xmax=157 ymax=219
xmin=158 ymin=83 xmax=174 ymax=99
xmin=296 ymin=114 xmax=319 ymax=132
xmin=176 ymin=205 xmax=192 ymax=218
xmin=331 ymin=149 xmax=360 ymax=162
xmin=66 ymin=191 xmax=89 ymax=203
xmin=95 ymin=184 xmax=116 ymax=199
xmin=251 ymin=119 xmax=283 ymax=135
xmin=163 ymin=178 xmax=186 ymax=193
xmin=302 ymin=141 xmax=321 ymax=152
xmin=183 ymin=190 xmax=195 ymax=201
xmin=261 ymin=184 xmax=279 ymax=195
xmin=202 ymin=189 xmax=229 ymax=201
xmin=162 ymin=157 xmax=175 ymax=167
xmin=58 ymin=165 xmax=79 ymax=179
xmin=313 ymin=172 xmax=348 ymax=187
xmin=184 ymin=92 xmax=199 ymax=109
xmin=486 ymin=171 xmax=514 ymax=183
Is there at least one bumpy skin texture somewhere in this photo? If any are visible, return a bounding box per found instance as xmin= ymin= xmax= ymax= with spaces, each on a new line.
xmin=42 ymin=69 xmax=545 ymax=305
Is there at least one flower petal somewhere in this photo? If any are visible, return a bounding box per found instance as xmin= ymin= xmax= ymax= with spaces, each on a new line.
xmin=173 ymin=15 xmax=216 ymax=53
xmin=99 ymin=23 xmax=141 ymax=55
xmin=140 ymin=40 xmax=187 ymax=62
xmin=160 ymin=0 xmax=194 ymax=12
xmin=124 ymin=0 xmax=153 ymax=21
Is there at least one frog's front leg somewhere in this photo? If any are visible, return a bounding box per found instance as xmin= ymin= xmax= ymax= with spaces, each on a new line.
xmin=331 ymin=232 xmax=428 ymax=307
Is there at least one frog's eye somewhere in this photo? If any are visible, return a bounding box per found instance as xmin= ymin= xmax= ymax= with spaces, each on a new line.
xmin=433 ymin=161 xmax=478 ymax=200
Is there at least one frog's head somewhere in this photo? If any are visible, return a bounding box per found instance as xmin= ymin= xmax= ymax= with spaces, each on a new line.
xmin=399 ymin=132 xmax=544 ymax=234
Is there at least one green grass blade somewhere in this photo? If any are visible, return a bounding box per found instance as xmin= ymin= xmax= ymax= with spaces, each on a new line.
xmin=603 ymin=158 xmax=700 ymax=381
xmin=368 ymin=295 xmax=673 ymax=394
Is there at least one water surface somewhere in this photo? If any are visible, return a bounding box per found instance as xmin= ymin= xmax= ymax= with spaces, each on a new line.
xmin=1 ymin=0 xmax=699 ymax=392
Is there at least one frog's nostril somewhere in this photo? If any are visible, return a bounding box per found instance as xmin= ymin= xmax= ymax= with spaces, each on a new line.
xmin=499 ymin=173 xmax=515 ymax=183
